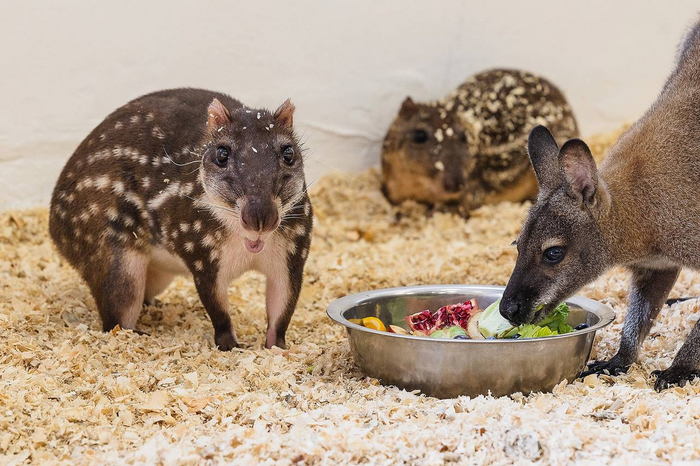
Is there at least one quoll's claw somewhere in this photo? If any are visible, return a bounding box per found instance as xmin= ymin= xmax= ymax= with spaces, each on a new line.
xmin=652 ymin=367 xmax=700 ymax=392
xmin=578 ymin=358 xmax=631 ymax=378
xmin=215 ymin=331 xmax=239 ymax=351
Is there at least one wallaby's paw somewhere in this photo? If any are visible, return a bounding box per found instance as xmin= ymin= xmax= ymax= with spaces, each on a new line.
xmin=652 ymin=367 xmax=700 ymax=391
xmin=143 ymin=298 xmax=163 ymax=307
xmin=215 ymin=331 xmax=239 ymax=351
xmin=579 ymin=357 xmax=631 ymax=378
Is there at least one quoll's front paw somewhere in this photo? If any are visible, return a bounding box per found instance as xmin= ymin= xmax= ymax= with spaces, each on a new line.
xmin=652 ymin=367 xmax=700 ymax=392
xmin=215 ymin=331 xmax=239 ymax=351
xmin=579 ymin=356 xmax=631 ymax=378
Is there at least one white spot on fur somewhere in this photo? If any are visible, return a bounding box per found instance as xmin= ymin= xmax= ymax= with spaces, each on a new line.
xmin=252 ymin=147 xmax=258 ymax=153
xmin=148 ymin=182 xmax=181 ymax=210
xmin=202 ymin=234 xmax=215 ymax=248
xmin=146 ymin=113 xmax=155 ymax=122
xmin=106 ymin=207 xmax=119 ymax=221
xmin=193 ymin=221 xmax=202 ymax=233
xmin=99 ymin=133 xmax=106 ymax=141
xmin=114 ymin=121 xmax=123 ymax=130
xmin=293 ymin=223 xmax=306 ymax=237
xmin=142 ymin=177 xmax=151 ymax=189
xmin=94 ymin=175 xmax=111 ymax=190
xmin=194 ymin=260 xmax=203 ymax=271
xmin=151 ymin=126 xmax=166 ymax=140
xmin=130 ymin=115 xmax=140 ymax=124
xmin=139 ymin=155 xmax=149 ymax=165
xmin=111 ymin=181 xmax=125 ymax=195
xmin=303 ymin=203 xmax=310 ymax=216
xmin=184 ymin=242 xmax=194 ymax=253
xmin=179 ymin=222 xmax=190 ymax=233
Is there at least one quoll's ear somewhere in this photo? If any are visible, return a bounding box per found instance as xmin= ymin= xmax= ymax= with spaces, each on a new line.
xmin=274 ymin=99 xmax=295 ymax=129
xmin=527 ymin=125 xmax=561 ymax=193
xmin=558 ymin=138 xmax=598 ymax=207
xmin=207 ymin=99 xmax=231 ymax=132
xmin=399 ymin=96 xmax=419 ymax=119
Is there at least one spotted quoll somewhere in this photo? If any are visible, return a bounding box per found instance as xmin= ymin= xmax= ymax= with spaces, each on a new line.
xmin=49 ymin=88 xmax=313 ymax=350
xmin=381 ymin=69 xmax=578 ymax=215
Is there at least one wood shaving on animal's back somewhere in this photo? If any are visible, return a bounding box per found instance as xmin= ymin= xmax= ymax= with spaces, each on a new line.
xmin=2 ymin=126 xmax=700 ymax=464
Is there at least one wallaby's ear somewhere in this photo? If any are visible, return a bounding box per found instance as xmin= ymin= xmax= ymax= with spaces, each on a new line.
xmin=527 ymin=125 xmax=561 ymax=192
xmin=399 ymin=97 xmax=419 ymax=119
xmin=207 ymin=99 xmax=231 ymax=132
xmin=274 ymin=99 xmax=295 ymax=129
xmin=559 ymin=138 xmax=598 ymax=206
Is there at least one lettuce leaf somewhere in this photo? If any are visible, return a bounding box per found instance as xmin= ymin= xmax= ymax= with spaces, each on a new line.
xmin=477 ymin=298 xmax=574 ymax=339
xmin=477 ymin=298 xmax=513 ymax=338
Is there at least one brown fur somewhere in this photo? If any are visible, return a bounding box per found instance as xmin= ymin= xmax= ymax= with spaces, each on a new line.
xmin=501 ymin=19 xmax=700 ymax=390
xmin=381 ymin=69 xmax=578 ymax=214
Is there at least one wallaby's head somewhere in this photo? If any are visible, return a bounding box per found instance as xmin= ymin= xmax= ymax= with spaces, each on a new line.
xmin=500 ymin=125 xmax=610 ymax=325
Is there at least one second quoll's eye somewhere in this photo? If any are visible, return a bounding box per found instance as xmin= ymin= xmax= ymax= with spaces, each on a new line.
xmin=412 ymin=129 xmax=428 ymax=144
xmin=543 ymin=246 xmax=566 ymax=264
xmin=215 ymin=146 xmax=229 ymax=166
xmin=282 ymin=145 xmax=295 ymax=165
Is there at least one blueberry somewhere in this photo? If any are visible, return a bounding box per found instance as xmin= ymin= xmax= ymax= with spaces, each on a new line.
xmin=512 ymin=334 xmax=521 ymax=339
xmin=453 ymin=335 xmax=469 ymax=340
xmin=575 ymin=323 xmax=589 ymax=330
xmin=486 ymin=336 xmax=497 ymax=340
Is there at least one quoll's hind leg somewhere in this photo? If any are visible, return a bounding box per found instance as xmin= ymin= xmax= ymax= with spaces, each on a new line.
xmin=88 ymin=249 xmax=149 ymax=332
xmin=192 ymin=270 xmax=238 ymax=351
xmin=581 ymin=266 xmax=680 ymax=378
xmin=144 ymin=266 xmax=175 ymax=306
xmin=653 ymin=321 xmax=700 ymax=391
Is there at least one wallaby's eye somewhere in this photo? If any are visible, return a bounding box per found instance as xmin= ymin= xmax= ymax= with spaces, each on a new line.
xmin=282 ymin=145 xmax=295 ymax=166
xmin=412 ymin=129 xmax=428 ymax=144
xmin=215 ymin=146 xmax=230 ymax=167
xmin=543 ymin=246 xmax=566 ymax=264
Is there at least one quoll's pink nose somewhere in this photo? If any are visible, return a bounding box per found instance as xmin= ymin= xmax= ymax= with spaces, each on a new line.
xmin=241 ymin=200 xmax=279 ymax=233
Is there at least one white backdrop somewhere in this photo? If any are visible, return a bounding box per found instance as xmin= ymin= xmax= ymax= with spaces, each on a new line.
xmin=1 ymin=1 xmax=698 ymax=208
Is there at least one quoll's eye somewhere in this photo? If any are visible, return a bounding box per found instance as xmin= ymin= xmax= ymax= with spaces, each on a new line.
xmin=543 ymin=246 xmax=566 ymax=264
xmin=215 ymin=146 xmax=229 ymax=166
xmin=412 ymin=129 xmax=428 ymax=144
xmin=459 ymin=132 xmax=467 ymax=143
xmin=282 ymin=145 xmax=295 ymax=165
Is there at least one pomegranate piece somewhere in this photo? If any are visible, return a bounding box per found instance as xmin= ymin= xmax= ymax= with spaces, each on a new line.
xmin=405 ymin=310 xmax=435 ymax=333
xmin=405 ymin=299 xmax=478 ymax=334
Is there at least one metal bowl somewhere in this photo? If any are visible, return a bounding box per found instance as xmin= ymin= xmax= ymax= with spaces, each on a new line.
xmin=327 ymin=285 xmax=615 ymax=398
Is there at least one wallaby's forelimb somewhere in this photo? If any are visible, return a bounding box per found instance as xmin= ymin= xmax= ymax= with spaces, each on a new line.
xmin=581 ymin=267 xmax=680 ymax=377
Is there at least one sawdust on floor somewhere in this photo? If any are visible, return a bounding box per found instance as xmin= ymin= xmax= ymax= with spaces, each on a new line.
xmin=2 ymin=126 xmax=700 ymax=465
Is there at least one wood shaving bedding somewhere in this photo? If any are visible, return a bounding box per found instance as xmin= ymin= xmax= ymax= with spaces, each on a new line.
xmin=2 ymin=127 xmax=700 ymax=465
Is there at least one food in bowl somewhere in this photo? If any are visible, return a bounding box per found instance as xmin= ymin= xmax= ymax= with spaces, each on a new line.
xmin=350 ymin=297 xmax=584 ymax=340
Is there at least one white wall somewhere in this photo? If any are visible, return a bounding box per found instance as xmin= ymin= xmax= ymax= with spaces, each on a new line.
xmin=1 ymin=1 xmax=698 ymax=209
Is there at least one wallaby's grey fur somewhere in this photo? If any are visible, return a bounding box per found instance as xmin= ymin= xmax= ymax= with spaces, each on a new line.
xmin=500 ymin=18 xmax=700 ymax=391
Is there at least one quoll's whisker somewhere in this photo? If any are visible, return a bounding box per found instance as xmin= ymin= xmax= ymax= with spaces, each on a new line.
xmin=162 ymin=147 xmax=201 ymax=167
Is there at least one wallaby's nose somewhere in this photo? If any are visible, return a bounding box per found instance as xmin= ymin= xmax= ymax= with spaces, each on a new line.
xmin=241 ymin=199 xmax=279 ymax=233
xmin=499 ymin=298 xmax=521 ymax=323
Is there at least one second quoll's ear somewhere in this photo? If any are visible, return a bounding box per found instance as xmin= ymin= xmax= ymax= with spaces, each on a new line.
xmin=274 ymin=99 xmax=295 ymax=129
xmin=399 ymin=97 xmax=419 ymax=119
xmin=558 ymin=138 xmax=598 ymax=206
xmin=207 ymin=99 xmax=231 ymax=132
xmin=527 ymin=125 xmax=561 ymax=193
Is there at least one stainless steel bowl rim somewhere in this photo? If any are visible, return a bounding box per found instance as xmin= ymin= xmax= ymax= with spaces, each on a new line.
xmin=326 ymin=284 xmax=615 ymax=344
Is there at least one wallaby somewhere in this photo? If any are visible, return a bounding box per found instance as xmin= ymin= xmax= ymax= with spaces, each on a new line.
xmin=499 ymin=19 xmax=700 ymax=391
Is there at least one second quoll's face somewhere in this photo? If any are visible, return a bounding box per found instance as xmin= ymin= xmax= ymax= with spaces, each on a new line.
xmin=381 ymin=101 xmax=471 ymax=205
